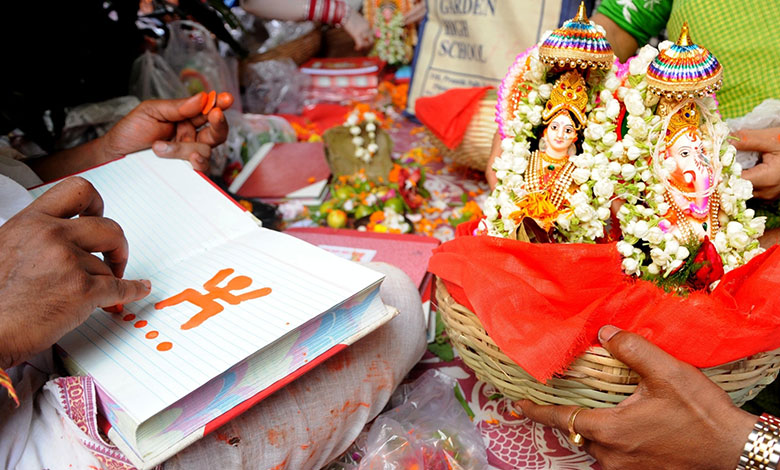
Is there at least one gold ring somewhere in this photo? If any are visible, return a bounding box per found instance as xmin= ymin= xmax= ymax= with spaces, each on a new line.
xmin=567 ymin=406 xmax=586 ymax=447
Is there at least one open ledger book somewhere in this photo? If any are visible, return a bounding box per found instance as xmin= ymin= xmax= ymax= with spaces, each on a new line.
xmin=28 ymin=150 xmax=395 ymax=469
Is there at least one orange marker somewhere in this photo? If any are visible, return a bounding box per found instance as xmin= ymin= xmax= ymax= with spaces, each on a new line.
xmin=216 ymin=91 xmax=234 ymax=110
xmin=202 ymin=90 xmax=217 ymax=115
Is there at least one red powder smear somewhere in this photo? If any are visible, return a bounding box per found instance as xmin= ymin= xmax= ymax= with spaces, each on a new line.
xmin=134 ymin=320 xmax=148 ymax=328
xmin=157 ymin=342 xmax=173 ymax=351
xmin=103 ymin=304 xmax=123 ymax=314
xmin=267 ymin=428 xmax=285 ymax=447
xmin=269 ymin=458 xmax=288 ymax=470
xmin=326 ymin=350 xmax=353 ymax=372
xmin=215 ymin=432 xmax=230 ymax=444
xmin=122 ymin=314 xmax=136 ymax=322
xmin=145 ymin=331 xmax=159 ymax=339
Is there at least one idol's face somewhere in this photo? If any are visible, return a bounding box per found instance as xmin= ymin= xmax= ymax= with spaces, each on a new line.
xmin=667 ymin=130 xmax=710 ymax=193
xmin=544 ymin=113 xmax=577 ymax=156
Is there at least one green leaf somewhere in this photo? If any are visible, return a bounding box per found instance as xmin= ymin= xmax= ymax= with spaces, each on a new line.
xmin=427 ymin=341 xmax=455 ymax=362
xmin=454 ymin=385 xmax=475 ymax=419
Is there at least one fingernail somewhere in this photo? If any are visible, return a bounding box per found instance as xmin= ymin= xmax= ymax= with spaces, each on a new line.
xmin=153 ymin=141 xmax=169 ymax=153
xmin=140 ymin=279 xmax=151 ymax=290
xmin=598 ymin=325 xmax=621 ymax=344
xmin=512 ymin=400 xmax=527 ymax=414
xmin=198 ymin=92 xmax=208 ymax=109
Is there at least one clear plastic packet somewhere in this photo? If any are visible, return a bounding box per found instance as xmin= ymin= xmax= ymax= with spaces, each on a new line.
xmin=223 ymin=110 xmax=297 ymax=165
xmin=128 ymin=51 xmax=188 ymax=101
xmin=241 ymin=58 xmax=309 ymax=114
xmin=351 ymin=370 xmax=489 ymax=470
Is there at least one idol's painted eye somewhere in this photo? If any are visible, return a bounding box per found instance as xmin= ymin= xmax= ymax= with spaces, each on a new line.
xmin=550 ymin=123 xmax=559 ymax=131
xmin=680 ymin=149 xmax=690 ymax=158
xmin=564 ymin=126 xmax=574 ymax=135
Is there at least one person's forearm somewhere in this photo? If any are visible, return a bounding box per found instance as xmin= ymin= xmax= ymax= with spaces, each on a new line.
xmin=591 ymin=13 xmax=638 ymax=63
xmin=240 ymin=0 xmax=307 ymax=21
xmin=27 ymin=136 xmax=110 ymax=183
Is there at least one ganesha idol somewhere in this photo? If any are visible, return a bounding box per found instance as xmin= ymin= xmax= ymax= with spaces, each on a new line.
xmin=656 ymin=101 xmax=721 ymax=242
xmin=607 ymin=24 xmax=765 ymax=289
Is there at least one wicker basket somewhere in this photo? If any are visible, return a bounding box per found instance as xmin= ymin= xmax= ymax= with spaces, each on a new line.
xmin=436 ymin=278 xmax=780 ymax=408
xmin=430 ymin=93 xmax=498 ymax=172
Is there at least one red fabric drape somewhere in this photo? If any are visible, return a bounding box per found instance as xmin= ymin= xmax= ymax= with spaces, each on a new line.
xmin=415 ymin=87 xmax=492 ymax=149
xmin=429 ymin=221 xmax=780 ymax=382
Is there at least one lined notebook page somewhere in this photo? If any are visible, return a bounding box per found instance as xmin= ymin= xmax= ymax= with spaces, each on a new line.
xmin=31 ymin=151 xmax=384 ymax=422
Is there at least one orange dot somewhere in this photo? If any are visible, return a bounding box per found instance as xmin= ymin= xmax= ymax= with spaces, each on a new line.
xmin=157 ymin=342 xmax=173 ymax=351
xmin=122 ymin=314 xmax=136 ymax=322
xmin=134 ymin=320 xmax=148 ymax=328
xmin=145 ymin=331 xmax=159 ymax=339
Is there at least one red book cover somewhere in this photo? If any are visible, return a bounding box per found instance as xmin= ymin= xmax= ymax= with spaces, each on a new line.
xmin=228 ymin=142 xmax=330 ymax=200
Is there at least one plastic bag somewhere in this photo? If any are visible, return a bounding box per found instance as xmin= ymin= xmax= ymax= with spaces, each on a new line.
xmin=257 ymin=20 xmax=315 ymax=54
xmin=58 ymin=96 xmax=141 ymax=150
xmin=129 ymin=51 xmax=188 ymax=101
xmin=353 ymin=370 xmax=488 ymax=470
xmin=223 ymin=110 xmax=297 ymax=165
xmin=241 ymin=58 xmax=309 ymax=114
xmin=728 ymin=98 xmax=780 ymax=169
xmin=163 ymin=20 xmax=241 ymax=104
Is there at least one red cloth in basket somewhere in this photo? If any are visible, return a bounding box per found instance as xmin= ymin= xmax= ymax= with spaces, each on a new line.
xmin=415 ymin=87 xmax=492 ymax=150
xmin=428 ymin=221 xmax=780 ymax=382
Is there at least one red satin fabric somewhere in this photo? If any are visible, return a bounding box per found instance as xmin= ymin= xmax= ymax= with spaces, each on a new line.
xmin=415 ymin=87 xmax=492 ymax=149
xmin=429 ymin=221 xmax=780 ymax=382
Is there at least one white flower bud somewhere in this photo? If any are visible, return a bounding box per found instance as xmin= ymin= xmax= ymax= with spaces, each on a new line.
xmin=621 ymin=164 xmax=637 ymax=180
xmin=647 ymin=263 xmax=660 ymax=275
xmin=622 ymin=257 xmax=640 ymax=275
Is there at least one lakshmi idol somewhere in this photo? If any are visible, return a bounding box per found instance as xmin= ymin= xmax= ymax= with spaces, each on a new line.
xmin=484 ymin=2 xmax=616 ymax=242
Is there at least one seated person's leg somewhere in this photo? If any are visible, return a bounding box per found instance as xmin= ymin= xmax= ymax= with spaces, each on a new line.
xmin=164 ymin=262 xmax=427 ymax=470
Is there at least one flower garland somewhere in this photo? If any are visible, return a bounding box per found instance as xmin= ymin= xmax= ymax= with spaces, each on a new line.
xmin=371 ymin=8 xmax=411 ymax=65
xmin=481 ymin=43 xmax=620 ymax=243
xmin=346 ymin=111 xmax=380 ymax=163
xmin=593 ymin=43 xmax=766 ymax=279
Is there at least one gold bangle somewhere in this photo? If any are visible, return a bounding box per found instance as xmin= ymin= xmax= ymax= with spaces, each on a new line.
xmin=737 ymin=414 xmax=780 ymax=470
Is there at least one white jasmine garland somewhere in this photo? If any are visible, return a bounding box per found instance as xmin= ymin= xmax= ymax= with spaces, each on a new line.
xmin=344 ymin=111 xmax=380 ymax=163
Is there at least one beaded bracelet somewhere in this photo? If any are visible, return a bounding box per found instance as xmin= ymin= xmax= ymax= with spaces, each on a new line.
xmin=737 ymin=413 xmax=780 ymax=470
xmin=306 ymin=0 xmax=348 ymax=26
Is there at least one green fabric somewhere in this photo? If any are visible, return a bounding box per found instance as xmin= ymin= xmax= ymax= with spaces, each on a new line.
xmin=596 ymin=0 xmax=672 ymax=47
xmin=597 ymin=0 xmax=780 ymax=119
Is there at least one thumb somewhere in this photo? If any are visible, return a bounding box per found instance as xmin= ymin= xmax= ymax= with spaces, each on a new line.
xmin=732 ymin=128 xmax=780 ymax=153
xmin=597 ymin=325 xmax=681 ymax=379
xmin=94 ymin=277 xmax=152 ymax=309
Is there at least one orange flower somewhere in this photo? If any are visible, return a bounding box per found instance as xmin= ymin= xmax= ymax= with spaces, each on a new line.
xmin=388 ymin=164 xmax=402 ymax=183
xmin=369 ymin=211 xmax=385 ymax=224
xmin=509 ymin=192 xmax=559 ymax=231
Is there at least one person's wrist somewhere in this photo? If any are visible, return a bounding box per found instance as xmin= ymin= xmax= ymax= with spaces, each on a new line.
xmin=736 ymin=412 xmax=780 ymax=470
xmin=91 ymin=134 xmax=116 ymax=164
